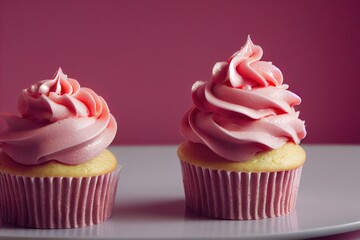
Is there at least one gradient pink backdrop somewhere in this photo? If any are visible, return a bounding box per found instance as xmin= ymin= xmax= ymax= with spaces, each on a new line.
xmin=0 ymin=0 xmax=359 ymax=145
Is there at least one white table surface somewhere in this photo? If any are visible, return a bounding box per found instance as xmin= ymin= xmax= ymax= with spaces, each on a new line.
xmin=1 ymin=144 xmax=360 ymax=240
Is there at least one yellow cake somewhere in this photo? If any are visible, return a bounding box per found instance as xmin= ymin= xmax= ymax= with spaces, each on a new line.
xmin=0 ymin=149 xmax=117 ymax=178
xmin=178 ymin=141 xmax=306 ymax=173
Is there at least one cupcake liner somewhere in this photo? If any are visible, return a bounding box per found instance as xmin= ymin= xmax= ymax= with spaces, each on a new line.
xmin=0 ymin=167 xmax=120 ymax=228
xmin=180 ymin=161 xmax=302 ymax=220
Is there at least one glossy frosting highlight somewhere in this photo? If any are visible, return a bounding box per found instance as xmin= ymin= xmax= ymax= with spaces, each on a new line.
xmin=181 ymin=36 xmax=306 ymax=162
xmin=0 ymin=68 xmax=117 ymax=165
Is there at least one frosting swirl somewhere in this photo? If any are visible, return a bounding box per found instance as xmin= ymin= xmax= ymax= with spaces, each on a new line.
xmin=181 ymin=36 xmax=306 ymax=162
xmin=0 ymin=68 xmax=117 ymax=165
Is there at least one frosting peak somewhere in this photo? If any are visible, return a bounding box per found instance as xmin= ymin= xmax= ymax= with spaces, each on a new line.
xmin=181 ymin=36 xmax=306 ymax=162
xmin=30 ymin=68 xmax=73 ymax=95
xmin=0 ymin=68 xmax=117 ymax=165
xmin=18 ymin=68 xmax=105 ymax=123
xmin=224 ymin=36 xmax=283 ymax=89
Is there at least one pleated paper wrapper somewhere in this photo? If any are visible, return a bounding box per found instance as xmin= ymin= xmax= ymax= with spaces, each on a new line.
xmin=180 ymin=161 xmax=302 ymax=220
xmin=0 ymin=168 xmax=120 ymax=229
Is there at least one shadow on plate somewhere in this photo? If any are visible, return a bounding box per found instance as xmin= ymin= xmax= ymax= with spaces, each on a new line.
xmin=111 ymin=198 xmax=210 ymax=221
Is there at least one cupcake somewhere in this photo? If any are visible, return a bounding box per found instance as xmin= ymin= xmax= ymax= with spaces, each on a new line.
xmin=0 ymin=68 xmax=120 ymax=228
xmin=178 ymin=36 xmax=306 ymax=220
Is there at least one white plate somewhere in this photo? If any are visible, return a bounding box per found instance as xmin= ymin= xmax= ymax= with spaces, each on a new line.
xmin=1 ymin=144 xmax=360 ymax=239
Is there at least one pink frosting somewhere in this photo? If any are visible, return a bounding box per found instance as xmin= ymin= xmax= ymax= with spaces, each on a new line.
xmin=0 ymin=68 xmax=117 ymax=165
xmin=180 ymin=36 xmax=306 ymax=162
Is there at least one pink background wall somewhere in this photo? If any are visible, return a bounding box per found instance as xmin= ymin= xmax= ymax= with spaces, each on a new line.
xmin=0 ymin=0 xmax=359 ymax=145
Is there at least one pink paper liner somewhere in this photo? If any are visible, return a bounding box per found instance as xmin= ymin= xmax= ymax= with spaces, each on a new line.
xmin=180 ymin=161 xmax=302 ymax=220
xmin=0 ymin=167 xmax=120 ymax=228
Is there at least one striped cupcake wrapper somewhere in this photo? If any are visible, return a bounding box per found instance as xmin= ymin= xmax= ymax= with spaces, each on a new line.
xmin=0 ymin=167 xmax=120 ymax=228
xmin=180 ymin=161 xmax=302 ymax=220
